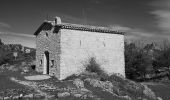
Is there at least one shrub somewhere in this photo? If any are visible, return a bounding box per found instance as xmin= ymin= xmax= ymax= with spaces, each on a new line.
xmin=85 ymin=57 xmax=103 ymax=75
xmin=99 ymin=72 xmax=109 ymax=81
xmin=108 ymin=74 xmax=126 ymax=84
xmin=64 ymin=74 xmax=79 ymax=80
xmin=84 ymin=57 xmax=110 ymax=81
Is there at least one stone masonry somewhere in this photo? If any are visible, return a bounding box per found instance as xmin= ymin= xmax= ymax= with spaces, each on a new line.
xmin=34 ymin=16 xmax=125 ymax=80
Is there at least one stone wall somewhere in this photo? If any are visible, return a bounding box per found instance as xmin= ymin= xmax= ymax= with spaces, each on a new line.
xmin=35 ymin=29 xmax=61 ymax=79
xmin=60 ymin=29 xmax=125 ymax=80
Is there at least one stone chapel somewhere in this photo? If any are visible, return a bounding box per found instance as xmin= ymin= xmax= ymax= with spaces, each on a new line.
xmin=34 ymin=17 xmax=125 ymax=80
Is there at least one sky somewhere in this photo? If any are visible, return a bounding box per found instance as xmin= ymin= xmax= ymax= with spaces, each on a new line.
xmin=0 ymin=0 xmax=170 ymax=48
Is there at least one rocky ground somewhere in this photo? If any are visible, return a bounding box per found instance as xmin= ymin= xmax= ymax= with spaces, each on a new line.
xmin=0 ymin=64 xmax=165 ymax=100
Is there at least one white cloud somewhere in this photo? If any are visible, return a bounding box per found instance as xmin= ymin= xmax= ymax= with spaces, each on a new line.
xmin=152 ymin=10 xmax=170 ymax=32
xmin=0 ymin=22 xmax=10 ymax=28
xmin=150 ymin=0 xmax=170 ymax=33
xmin=0 ymin=32 xmax=34 ymax=38
xmin=0 ymin=32 xmax=35 ymax=48
xmin=109 ymin=25 xmax=154 ymax=38
xmin=109 ymin=25 xmax=170 ymax=44
xmin=109 ymin=25 xmax=131 ymax=32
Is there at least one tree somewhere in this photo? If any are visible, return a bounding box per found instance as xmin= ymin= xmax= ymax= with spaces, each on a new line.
xmin=153 ymin=48 xmax=170 ymax=69
xmin=125 ymin=42 xmax=152 ymax=80
xmin=152 ymin=40 xmax=170 ymax=70
xmin=0 ymin=38 xmax=3 ymax=45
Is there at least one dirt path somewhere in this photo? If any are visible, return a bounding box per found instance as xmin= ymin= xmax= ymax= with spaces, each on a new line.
xmin=142 ymin=82 xmax=164 ymax=86
xmin=24 ymin=75 xmax=51 ymax=80
xmin=143 ymin=82 xmax=170 ymax=100
xmin=10 ymin=77 xmax=48 ymax=97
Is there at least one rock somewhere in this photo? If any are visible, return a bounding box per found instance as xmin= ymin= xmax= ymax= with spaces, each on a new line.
xmin=21 ymin=71 xmax=25 ymax=74
xmin=58 ymin=92 xmax=70 ymax=97
xmin=0 ymin=64 xmax=5 ymax=70
xmin=113 ymin=73 xmax=125 ymax=79
xmin=8 ymin=65 xmax=18 ymax=72
xmin=73 ymin=78 xmax=84 ymax=88
xmin=13 ymin=95 xmax=20 ymax=99
xmin=157 ymin=97 xmax=163 ymax=100
xmin=118 ymin=95 xmax=131 ymax=100
xmin=95 ymin=98 xmax=102 ymax=100
xmin=21 ymin=62 xmax=27 ymax=66
xmin=0 ymin=64 xmax=10 ymax=71
xmin=127 ymin=80 xmax=141 ymax=90
xmin=4 ymin=97 xmax=10 ymax=100
xmin=22 ymin=67 xmax=29 ymax=73
xmin=85 ymin=78 xmax=113 ymax=93
xmin=47 ymin=95 xmax=56 ymax=99
xmin=137 ymin=97 xmax=142 ymax=100
xmin=81 ymin=94 xmax=88 ymax=99
xmin=24 ymin=94 xmax=34 ymax=98
xmin=24 ymin=75 xmax=51 ymax=80
xmin=19 ymin=93 xmax=23 ymax=97
xmin=143 ymin=85 xmax=156 ymax=99
xmin=73 ymin=78 xmax=91 ymax=92
xmin=74 ymin=93 xmax=82 ymax=98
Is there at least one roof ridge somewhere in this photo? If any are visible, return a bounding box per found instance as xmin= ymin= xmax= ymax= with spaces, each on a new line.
xmin=34 ymin=16 xmax=125 ymax=35
xmin=55 ymin=22 xmax=124 ymax=35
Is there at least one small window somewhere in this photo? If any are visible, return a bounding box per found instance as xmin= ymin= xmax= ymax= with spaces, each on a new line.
xmin=40 ymin=59 xmax=42 ymax=66
xmin=103 ymin=42 xmax=105 ymax=47
xmin=80 ymin=40 xmax=81 ymax=46
xmin=51 ymin=60 xmax=54 ymax=67
xmin=45 ymin=32 xmax=48 ymax=37
xmin=31 ymin=65 xmax=36 ymax=70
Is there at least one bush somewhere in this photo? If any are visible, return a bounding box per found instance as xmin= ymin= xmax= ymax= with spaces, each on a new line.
xmin=64 ymin=74 xmax=79 ymax=80
xmin=84 ymin=57 xmax=110 ymax=81
xmin=85 ymin=57 xmax=103 ymax=75
xmin=99 ymin=72 xmax=109 ymax=81
xmin=125 ymin=42 xmax=154 ymax=80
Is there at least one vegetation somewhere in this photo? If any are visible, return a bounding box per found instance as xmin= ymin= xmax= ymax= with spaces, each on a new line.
xmin=0 ymin=38 xmax=169 ymax=100
xmin=125 ymin=41 xmax=170 ymax=81
xmin=1 ymin=37 xmax=170 ymax=82
xmin=0 ymin=65 xmax=160 ymax=100
xmin=85 ymin=57 xmax=103 ymax=75
xmin=0 ymin=39 xmax=35 ymax=66
xmin=83 ymin=41 xmax=170 ymax=82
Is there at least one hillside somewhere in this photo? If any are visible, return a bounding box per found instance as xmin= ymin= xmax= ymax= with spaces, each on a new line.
xmin=0 ymin=38 xmax=167 ymax=100
xmin=0 ymin=64 xmax=162 ymax=100
xmin=0 ymin=39 xmax=35 ymax=66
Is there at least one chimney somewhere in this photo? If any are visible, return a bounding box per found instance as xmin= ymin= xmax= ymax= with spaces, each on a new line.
xmin=54 ymin=16 xmax=61 ymax=25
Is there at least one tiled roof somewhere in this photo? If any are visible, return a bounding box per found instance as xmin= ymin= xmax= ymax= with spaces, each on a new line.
xmin=34 ymin=17 xmax=124 ymax=35
xmin=34 ymin=22 xmax=53 ymax=35
xmin=55 ymin=23 xmax=124 ymax=35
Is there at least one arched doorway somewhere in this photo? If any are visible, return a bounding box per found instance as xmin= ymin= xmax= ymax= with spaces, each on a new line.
xmin=43 ymin=51 xmax=49 ymax=74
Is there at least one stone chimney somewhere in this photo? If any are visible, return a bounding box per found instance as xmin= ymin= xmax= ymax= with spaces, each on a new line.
xmin=54 ymin=16 xmax=61 ymax=25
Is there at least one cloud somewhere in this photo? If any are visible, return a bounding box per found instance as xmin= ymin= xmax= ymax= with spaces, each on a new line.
xmin=152 ymin=10 xmax=170 ymax=32
xmin=109 ymin=25 xmax=131 ymax=32
xmin=0 ymin=32 xmax=35 ymax=48
xmin=0 ymin=22 xmax=10 ymax=28
xmin=41 ymin=11 xmax=96 ymax=25
xmin=109 ymin=25 xmax=170 ymax=44
xmin=0 ymin=32 xmax=34 ymax=38
xmin=150 ymin=0 xmax=170 ymax=33
xmin=109 ymin=25 xmax=154 ymax=37
xmin=117 ymin=0 xmax=170 ymax=43
xmin=88 ymin=0 xmax=101 ymax=4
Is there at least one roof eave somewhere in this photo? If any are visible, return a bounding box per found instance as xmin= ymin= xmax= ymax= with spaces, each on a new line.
xmin=33 ymin=21 xmax=53 ymax=36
